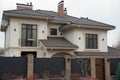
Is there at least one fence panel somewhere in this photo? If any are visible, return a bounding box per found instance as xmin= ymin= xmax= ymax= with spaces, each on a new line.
xmin=110 ymin=58 xmax=120 ymax=76
xmin=71 ymin=58 xmax=91 ymax=78
xmin=34 ymin=58 xmax=65 ymax=78
xmin=0 ymin=57 xmax=27 ymax=79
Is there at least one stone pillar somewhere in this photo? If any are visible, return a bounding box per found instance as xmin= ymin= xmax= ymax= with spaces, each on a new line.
xmin=105 ymin=58 xmax=111 ymax=80
xmin=65 ymin=55 xmax=71 ymax=80
xmin=27 ymin=54 xmax=34 ymax=79
xmin=91 ymin=58 xmax=96 ymax=78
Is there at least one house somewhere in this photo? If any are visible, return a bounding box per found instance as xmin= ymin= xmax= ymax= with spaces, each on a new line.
xmin=0 ymin=1 xmax=120 ymax=80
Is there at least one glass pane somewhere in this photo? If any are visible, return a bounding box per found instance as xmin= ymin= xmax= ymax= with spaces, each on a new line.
xmin=21 ymin=29 xmax=26 ymax=46
xmin=28 ymin=30 xmax=32 ymax=39
xmin=22 ymin=24 xmax=26 ymax=29
xmin=32 ymin=30 xmax=37 ymax=39
xmin=32 ymin=30 xmax=37 ymax=46
xmin=86 ymin=34 xmax=88 ymax=38
xmin=33 ymin=25 xmax=37 ymax=29
xmin=85 ymin=34 xmax=98 ymax=49
xmin=27 ymin=41 xmax=32 ymax=46
xmin=50 ymin=28 xmax=57 ymax=35
xmin=86 ymin=39 xmax=88 ymax=48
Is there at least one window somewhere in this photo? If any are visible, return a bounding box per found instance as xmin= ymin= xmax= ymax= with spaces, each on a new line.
xmin=21 ymin=24 xmax=37 ymax=47
xmin=85 ymin=34 xmax=98 ymax=49
xmin=50 ymin=28 xmax=57 ymax=35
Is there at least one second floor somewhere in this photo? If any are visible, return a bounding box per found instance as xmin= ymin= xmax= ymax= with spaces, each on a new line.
xmin=1 ymin=2 xmax=115 ymax=52
xmin=2 ymin=17 xmax=111 ymax=52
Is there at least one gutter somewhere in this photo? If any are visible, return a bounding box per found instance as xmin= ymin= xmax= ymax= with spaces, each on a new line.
xmin=60 ymin=23 xmax=115 ymax=31
xmin=47 ymin=46 xmax=78 ymax=50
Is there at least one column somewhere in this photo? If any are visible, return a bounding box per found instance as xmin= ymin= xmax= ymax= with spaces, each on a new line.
xmin=105 ymin=58 xmax=111 ymax=80
xmin=27 ymin=54 xmax=34 ymax=79
xmin=91 ymin=58 xmax=96 ymax=78
xmin=65 ymin=55 xmax=71 ymax=80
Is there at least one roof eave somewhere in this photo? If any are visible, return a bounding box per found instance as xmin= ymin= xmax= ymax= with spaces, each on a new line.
xmin=60 ymin=24 xmax=115 ymax=31
xmin=80 ymin=24 xmax=115 ymax=30
xmin=75 ymin=52 xmax=120 ymax=57
xmin=3 ymin=12 xmax=54 ymax=20
xmin=46 ymin=46 xmax=78 ymax=50
xmin=51 ymin=20 xmax=71 ymax=24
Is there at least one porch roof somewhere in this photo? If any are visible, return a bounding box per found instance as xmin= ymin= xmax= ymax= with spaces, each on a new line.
xmin=40 ymin=37 xmax=78 ymax=49
xmin=75 ymin=46 xmax=120 ymax=57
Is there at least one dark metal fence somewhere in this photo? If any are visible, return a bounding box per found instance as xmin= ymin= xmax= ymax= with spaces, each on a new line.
xmin=71 ymin=58 xmax=91 ymax=78
xmin=0 ymin=57 xmax=27 ymax=79
xmin=34 ymin=58 xmax=65 ymax=78
xmin=0 ymin=57 xmax=91 ymax=79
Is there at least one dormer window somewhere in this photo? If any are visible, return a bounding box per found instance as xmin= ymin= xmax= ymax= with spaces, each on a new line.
xmin=50 ymin=28 xmax=57 ymax=35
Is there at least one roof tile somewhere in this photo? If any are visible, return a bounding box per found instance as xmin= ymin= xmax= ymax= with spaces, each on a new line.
xmin=40 ymin=37 xmax=78 ymax=49
xmin=3 ymin=9 xmax=115 ymax=29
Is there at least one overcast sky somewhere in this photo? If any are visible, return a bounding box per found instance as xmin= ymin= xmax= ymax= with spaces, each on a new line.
xmin=0 ymin=0 xmax=120 ymax=48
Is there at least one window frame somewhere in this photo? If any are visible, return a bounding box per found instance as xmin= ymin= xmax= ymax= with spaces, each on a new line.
xmin=85 ymin=34 xmax=98 ymax=49
xmin=21 ymin=24 xmax=37 ymax=47
xmin=50 ymin=28 xmax=57 ymax=36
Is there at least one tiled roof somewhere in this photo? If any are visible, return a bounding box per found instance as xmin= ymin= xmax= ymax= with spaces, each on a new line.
xmin=40 ymin=37 xmax=78 ymax=49
xmin=75 ymin=46 xmax=120 ymax=57
xmin=4 ymin=9 xmax=54 ymax=18
xmin=108 ymin=46 xmax=120 ymax=54
xmin=3 ymin=9 xmax=115 ymax=29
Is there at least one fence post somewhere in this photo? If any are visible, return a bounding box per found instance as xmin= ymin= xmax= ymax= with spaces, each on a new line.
xmin=91 ymin=58 xmax=96 ymax=78
xmin=65 ymin=55 xmax=71 ymax=80
xmin=105 ymin=58 xmax=111 ymax=80
xmin=27 ymin=54 xmax=34 ymax=79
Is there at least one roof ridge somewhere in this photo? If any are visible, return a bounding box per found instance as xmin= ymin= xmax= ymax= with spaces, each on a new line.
xmin=35 ymin=9 xmax=55 ymax=17
xmin=3 ymin=9 xmax=115 ymax=29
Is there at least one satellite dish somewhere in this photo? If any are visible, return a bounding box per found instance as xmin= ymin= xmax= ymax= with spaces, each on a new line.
xmin=1 ymin=19 xmax=9 ymax=27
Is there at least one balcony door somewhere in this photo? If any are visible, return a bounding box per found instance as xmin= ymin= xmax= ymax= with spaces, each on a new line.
xmin=21 ymin=24 xmax=37 ymax=47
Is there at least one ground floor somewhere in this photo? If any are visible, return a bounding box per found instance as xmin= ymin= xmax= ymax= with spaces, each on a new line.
xmin=2 ymin=47 xmax=120 ymax=80
xmin=0 ymin=55 xmax=113 ymax=80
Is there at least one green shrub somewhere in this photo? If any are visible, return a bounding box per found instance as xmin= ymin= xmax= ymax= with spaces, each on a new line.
xmin=115 ymin=62 xmax=120 ymax=80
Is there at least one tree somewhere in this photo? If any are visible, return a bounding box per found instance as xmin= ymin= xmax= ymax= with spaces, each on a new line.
xmin=115 ymin=62 xmax=120 ymax=80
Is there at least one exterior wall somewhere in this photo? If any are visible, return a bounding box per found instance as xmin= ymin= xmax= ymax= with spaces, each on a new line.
xmin=5 ymin=25 xmax=10 ymax=48
xmin=4 ymin=17 xmax=108 ymax=57
xmin=48 ymin=24 xmax=61 ymax=36
xmin=63 ymin=28 xmax=108 ymax=52
xmin=63 ymin=29 xmax=75 ymax=44
xmin=9 ymin=17 xmax=47 ymax=48
xmin=4 ymin=17 xmax=48 ymax=57
xmin=4 ymin=47 xmax=41 ymax=57
xmin=4 ymin=49 xmax=21 ymax=57
xmin=46 ymin=49 xmax=74 ymax=58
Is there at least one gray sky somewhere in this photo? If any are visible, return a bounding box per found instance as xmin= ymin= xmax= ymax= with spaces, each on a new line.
xmin=0 ymin=0 xmax=120 ymax=48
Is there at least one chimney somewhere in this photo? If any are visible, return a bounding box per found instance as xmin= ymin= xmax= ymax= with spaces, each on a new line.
xmin=16 ymin=2 xmax=33 ymax=10
xmin=64 ymin=8 xmax=67 ymax=15
xmin=58 ymin=0 xmax=67 ymax=16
